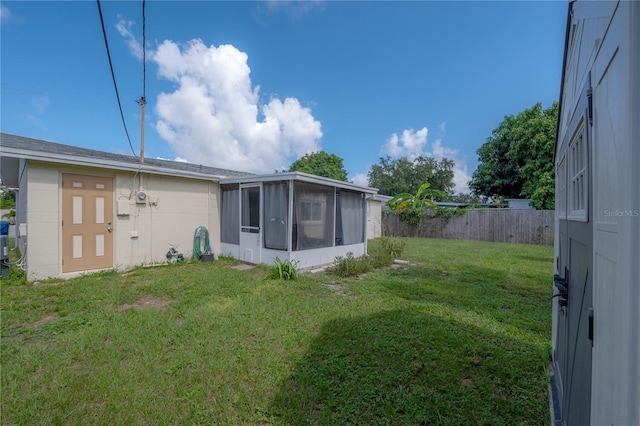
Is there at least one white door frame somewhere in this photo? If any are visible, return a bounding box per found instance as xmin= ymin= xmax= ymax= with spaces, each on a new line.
xmin=239 ymin=183 xmax=262 ymax=263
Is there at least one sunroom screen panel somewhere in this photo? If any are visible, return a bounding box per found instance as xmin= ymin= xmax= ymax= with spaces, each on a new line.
xmin=293 ymin=182 xmax=335 ymax=251
xmin=221 ymin=184 xmax=240 ymax=244
xmin=339 ymin=190 xmax=365 ymax=245
xmin=264 ymin=182 xmax=288 ymax=250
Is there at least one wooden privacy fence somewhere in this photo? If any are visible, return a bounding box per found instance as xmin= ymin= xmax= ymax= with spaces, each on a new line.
xmin=383 ymin=209 xmax=554 ymax=245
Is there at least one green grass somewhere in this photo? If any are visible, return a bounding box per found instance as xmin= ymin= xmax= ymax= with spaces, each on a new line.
xmin=1 ymin=238 xmax=553 ymax=425
xmin=1 ymin=238 xmax=27 ymax=287
xmin=1 ymin=196 xmax=15 ymax=210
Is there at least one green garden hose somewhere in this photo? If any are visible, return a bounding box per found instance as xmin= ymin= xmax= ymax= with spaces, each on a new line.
xmin=192 ymin=226 xmax=211 ymax=260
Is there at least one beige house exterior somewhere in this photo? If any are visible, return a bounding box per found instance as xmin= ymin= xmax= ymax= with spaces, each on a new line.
xmin=1 ymin=133 xmax=381 ymax=280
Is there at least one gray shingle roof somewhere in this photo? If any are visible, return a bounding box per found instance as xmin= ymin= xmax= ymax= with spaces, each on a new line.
xmin=0 ymin=133 xmax=254 ymax=180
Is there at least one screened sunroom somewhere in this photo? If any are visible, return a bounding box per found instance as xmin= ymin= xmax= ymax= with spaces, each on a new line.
xmin=219 ymin=172 xmax=378 ymax=269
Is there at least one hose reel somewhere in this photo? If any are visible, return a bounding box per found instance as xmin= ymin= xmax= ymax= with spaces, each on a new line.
xmin=193 ymin=226 xmax=213 ymax=261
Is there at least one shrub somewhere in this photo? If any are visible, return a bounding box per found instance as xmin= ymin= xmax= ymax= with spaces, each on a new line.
xmin=368 ymin=237 xmax=407 ymax=268
xmin=267 ymin=257 xmax=299 ymax=281
xmin=329 ymin=252 xmax=372 ymax=278
xmin=0 ymin=194 xmax=16 ymax=209
xmin=1 ymin=239 xmax=27 ymax=286
xmin=379 ymin=236 xmax=406 ymax=258
xmin=0 ymin=264 xmax=27 ymax=286
xmin=329 ymin=237 xmax=408 ymax=278
xmin=216 ymin=254 xmax=238 ymax=263
xmin=2 ymin=209 xmax=15 ymax=221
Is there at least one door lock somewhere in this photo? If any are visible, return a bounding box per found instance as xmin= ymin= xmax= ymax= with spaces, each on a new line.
xmin=552 ymin=273 xmax=568 ymax=307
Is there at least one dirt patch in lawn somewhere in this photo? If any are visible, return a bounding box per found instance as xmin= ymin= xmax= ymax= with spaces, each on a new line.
xmin=27 ymin=313 xmax=58 ymax=328
xmin=326 ymin=283 xmax=355 ymax=298
xmin=118 ymin=295 xmax=172 ymax=312
xmin=229 ymin=264 xmax=255 ymax=271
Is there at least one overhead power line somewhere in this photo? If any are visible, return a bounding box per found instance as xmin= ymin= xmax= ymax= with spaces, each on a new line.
xmin=96 ymin=0 xmax=137 ymax=157
xmin=0 ymin=84 xmax=45 ymax=94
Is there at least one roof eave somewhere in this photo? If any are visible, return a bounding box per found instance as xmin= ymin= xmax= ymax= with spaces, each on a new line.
xmin=221 ymin=171 xmax=378 ymax=194
xmin=1 ymin=146 xmax=223 ymax=182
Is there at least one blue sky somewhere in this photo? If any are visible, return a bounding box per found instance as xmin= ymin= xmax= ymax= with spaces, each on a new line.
xmin=1 ymin=1 xmax=567 ymax=192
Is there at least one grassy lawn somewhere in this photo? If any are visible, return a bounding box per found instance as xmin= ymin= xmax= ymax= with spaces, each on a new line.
xmin=1 ymin=238 xmax=553 ymax=425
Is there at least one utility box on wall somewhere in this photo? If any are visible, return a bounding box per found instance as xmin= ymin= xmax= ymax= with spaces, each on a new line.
xmin=117 ymin=200 xmax=130 ymax=216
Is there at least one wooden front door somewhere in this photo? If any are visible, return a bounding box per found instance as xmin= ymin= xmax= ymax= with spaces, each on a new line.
xmin=62 ymin=174 xmax=114 ymax=273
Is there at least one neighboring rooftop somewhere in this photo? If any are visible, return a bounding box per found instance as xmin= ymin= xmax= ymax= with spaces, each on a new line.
xmin=0 ymin=133 xmax=254 ymax=182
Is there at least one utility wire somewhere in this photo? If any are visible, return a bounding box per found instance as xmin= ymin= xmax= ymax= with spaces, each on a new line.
xmin=137 ymin=0 xmax=147 ymax=107
xmin=96 ymin=0 xmax=137 ymax=157
xmin=142 ymin=0 xmax=146 ymax=101
xmin=137 ymin=0 xmax=146 ymax=107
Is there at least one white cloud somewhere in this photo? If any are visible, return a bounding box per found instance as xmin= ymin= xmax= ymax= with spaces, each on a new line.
xmin=428 ymin=139 xmax=471 ymax=194
xmin=0 ymin=5 xmax=11 ymax=23
xmin=151 ymin=39 xmax=322 ymax=173
xmin=351 ymin=173 xmax=369 ymax=187
xmin=155 ymin=156 xmax=189 ymax=163
xmin=33 ymin=94 xmax=50 ymax=114
xmin=430 ymin=138 xmax=457 ymax=160
xmin=381 ymin=126 xmax=471 ymax=194
xmin=452 ymin=164 xmax=471 ymax=194
xmin=382 ymin=127 xmax=428 ymax=160
xmin=116 ymin=15 xmax=144 ymax=61
xmin=264 ymin=0 xmax=325 ymax=19
xmin=25 ymin=93 xmax=50 ymax=126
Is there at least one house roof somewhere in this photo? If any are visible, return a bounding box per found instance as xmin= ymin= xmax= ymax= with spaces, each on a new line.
xmin=0 ymin=133 xmax=379 ymax=194
xmin=0 ymin=133 xmax=254 ymax=184
xmin=220 ymin=171 xmax=378 ymax=194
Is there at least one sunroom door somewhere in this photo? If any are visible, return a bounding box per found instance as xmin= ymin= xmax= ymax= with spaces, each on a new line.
xmin=239 ymin=185 xmax=261 ymax=263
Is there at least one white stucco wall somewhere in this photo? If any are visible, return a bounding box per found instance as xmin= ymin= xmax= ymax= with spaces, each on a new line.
xmin=24 ymin=162 xmax=60 ymax=280
xmin=290 ymin=243 xmax=366 ymax=270
xmin=367 ymin=198 xmax=382 ymax=240
xmin=112 ymin=172 xmax=220 ymax=268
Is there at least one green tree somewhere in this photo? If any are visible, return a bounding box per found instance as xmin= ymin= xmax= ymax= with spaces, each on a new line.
xmin=288 ymin=151 xmax=348 ymax=182
xmin=469 ymin=102 xmax=557 ymax=209
xmin=529 ymin=171 xmax=555 ymax=209
xmin=367 ymin=156 xmax=454 ymax=198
